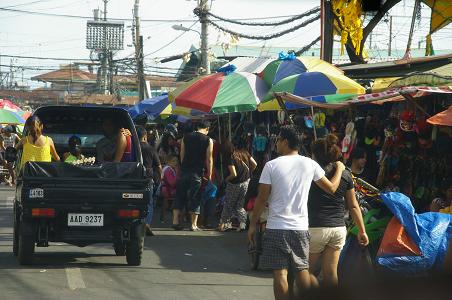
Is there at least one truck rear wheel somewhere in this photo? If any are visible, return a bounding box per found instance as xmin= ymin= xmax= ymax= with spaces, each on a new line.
xmin=113 ymin=242 xmax=126 ymax=256
xmin=18 ymin=221 xmax=36 ymax=265
xmin=126 ymin=223 xmax=144 ymax=266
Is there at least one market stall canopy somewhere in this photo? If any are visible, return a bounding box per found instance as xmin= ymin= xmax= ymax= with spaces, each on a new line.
xmin=423 ymin=0 xmax=452 ymax=55
xmin=169 ymin=66 xmax=268 ymax=114
xmin=372 ymin=77 xmax=401 ymax=92
xmin=423 ymin=0 xmax=452 ymax=33
xmin=388 ymin=63 xmax=452 ymax=88
xmin=340 ymin=53 xmax=452 ymax=79
xmin=349 ymin=86 xmax=452 ymax=105
xmin=427 ymin=105 xmax=452 ymax=126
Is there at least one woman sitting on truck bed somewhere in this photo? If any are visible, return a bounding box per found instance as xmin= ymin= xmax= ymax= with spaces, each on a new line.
xmin=16 ymin=116 xmax=60 ymax=168
xmin=96 ymin=118 xmax=133 ymax=163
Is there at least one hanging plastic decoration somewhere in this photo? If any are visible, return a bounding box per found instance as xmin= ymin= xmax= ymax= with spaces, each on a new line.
xmin=332 ymin=0 xmax=364 ymax=55
xmin=278 ymin=51 xmax=297 ymax=61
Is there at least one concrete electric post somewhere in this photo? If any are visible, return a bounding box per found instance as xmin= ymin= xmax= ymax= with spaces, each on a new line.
xmin=199 ymin=0 xmax=210 ymax=75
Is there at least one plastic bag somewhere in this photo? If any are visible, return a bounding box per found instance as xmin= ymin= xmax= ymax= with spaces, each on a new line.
xmin=376 ymin=192 xmax=452 ymax=274
xmin=338 ymin=237 xmax=374 ymax=285
xmin=377 ymin=216 xmax=421 ymax=257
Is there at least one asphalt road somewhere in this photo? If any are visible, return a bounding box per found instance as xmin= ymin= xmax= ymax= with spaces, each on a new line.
xmin=0 ymin=187 xmax=273 ymax=300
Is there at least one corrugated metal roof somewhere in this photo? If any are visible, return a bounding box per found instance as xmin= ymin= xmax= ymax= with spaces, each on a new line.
xmin=388 ymin=62 xmax=452 ymax=87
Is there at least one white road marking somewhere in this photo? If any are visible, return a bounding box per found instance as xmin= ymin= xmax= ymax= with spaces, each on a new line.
xmin=65 ymin=268 xmax=86 ymax=290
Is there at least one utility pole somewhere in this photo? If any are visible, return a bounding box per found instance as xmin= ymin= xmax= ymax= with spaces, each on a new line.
xmin=369 ymin=32 xmax=373 ymax=50
xmin=404 ymin=0 xmax=421 ymax=59
xmin=108 ymin=52 xmax=114 ymax=94
xmin=134 ymin=0 xmax=145 ymax=100
xmin=388 ymin=16 xmax=393 ymax=56
xmin=199 ymin=0 xmax=210 ymax=74
xmin=101 ymin=0 xmax=109 ymax=94
xmin=9 ymin=60 xmax=14 ymax=89
xmin=320 ymin=0 xmax=333 ymax=63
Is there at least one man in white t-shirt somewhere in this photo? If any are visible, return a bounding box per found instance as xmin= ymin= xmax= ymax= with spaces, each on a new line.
xmin=248 ymin=125 xmax=345 ymax=300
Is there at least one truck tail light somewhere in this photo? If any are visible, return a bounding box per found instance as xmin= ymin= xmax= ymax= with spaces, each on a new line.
xmin=118 ymin=209 xmax=140 ymax=218
xmin=32 ymin=208 xmax=55 ymax=217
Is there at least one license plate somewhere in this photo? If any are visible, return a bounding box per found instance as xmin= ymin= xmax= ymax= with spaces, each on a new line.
xmin=68 ymin=213 xmax=104 ymax=226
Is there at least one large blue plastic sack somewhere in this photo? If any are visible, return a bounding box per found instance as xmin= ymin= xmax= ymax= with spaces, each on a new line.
xmin=377 ymin=192 xmax=452 ymax=275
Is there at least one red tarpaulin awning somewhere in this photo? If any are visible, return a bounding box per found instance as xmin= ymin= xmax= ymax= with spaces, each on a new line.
xmin=427 ymin=106 xmax=452 ymax=126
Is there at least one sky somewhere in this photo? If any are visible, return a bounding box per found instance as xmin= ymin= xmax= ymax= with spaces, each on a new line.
xmin=0 ymin=0 xmax=451 ymax=88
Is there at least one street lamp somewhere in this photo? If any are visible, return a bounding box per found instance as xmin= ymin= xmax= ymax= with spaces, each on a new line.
xmin=172 ymin=24 xmax=201 ymax=37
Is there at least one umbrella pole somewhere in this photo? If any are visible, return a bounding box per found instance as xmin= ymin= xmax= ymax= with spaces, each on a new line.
xmin=218 ymin=115 xmax=224 ymax=182
xmin=276 ymin=94 xmax=293 ymax=126
xmin=311 ymin=106 xmax=317 ymax=140
xmin=228 ymin=114 xmax=232 ymax=139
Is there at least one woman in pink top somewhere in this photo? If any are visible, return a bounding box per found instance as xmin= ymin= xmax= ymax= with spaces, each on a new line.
xmin=160 ymin=155 xmax=179 ymax=222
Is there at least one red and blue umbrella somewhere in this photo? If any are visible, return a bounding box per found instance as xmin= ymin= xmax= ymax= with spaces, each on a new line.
xmin=169 ymin=65 xmax=268 ymax=114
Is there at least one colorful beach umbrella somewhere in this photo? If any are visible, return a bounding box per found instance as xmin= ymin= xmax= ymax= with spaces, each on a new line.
xmin=0 ymin=109 xmax=25 ymax=124
xmin=260 ymin=53 xmax=344 ymax=86
xmin=258 ymin=93 xmax=355 ymax=111
xmin=17 ymin=110 xmax=32 ymax=121
xmin=169 ymin=66 xmax=268 ymax=114
xmin=0 ymin=99 xmax=22 ymax=113
xmin=265 ymin=72 xmax=365 ymax=101
xmin=128 ymin=94 xmax=170 ymax=119
xmin=160 ymin=103 xmax=208 ymax=118
xmin=260 ymin=72 xmax=365 ymax=112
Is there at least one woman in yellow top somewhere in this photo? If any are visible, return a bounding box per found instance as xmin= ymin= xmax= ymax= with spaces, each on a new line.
xmin=16 ymin=116 xmax=60 ymax=168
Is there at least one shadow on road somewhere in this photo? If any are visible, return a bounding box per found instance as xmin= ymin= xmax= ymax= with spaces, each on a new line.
xmin=0 ymin=194 xmax=270 ymax=280
xmin=142 ymin=229 xmax=271 ymax=279
xmin=1 ymin=231 xmax=270 ymax=280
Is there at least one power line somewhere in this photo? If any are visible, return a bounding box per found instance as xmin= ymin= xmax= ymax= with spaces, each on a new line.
xmin=205 ymin=6 xmax=320 ymax=27
xmin=0 ymin=54 xmax=94 ymax=61
xmin=0 ymin=0 xmax=55 ymax=9
xmin=295 ymin=36 xmax=321 ymax=55
xmin=207 ymin=14 xmax=320 ymax=40
xmin=0 ymin=6 xmax=325 ymax=23
xmin=144 ymin=21 xmax=199 ymax=57
xmin=0 ymin=7 xmax=198 ymax=22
